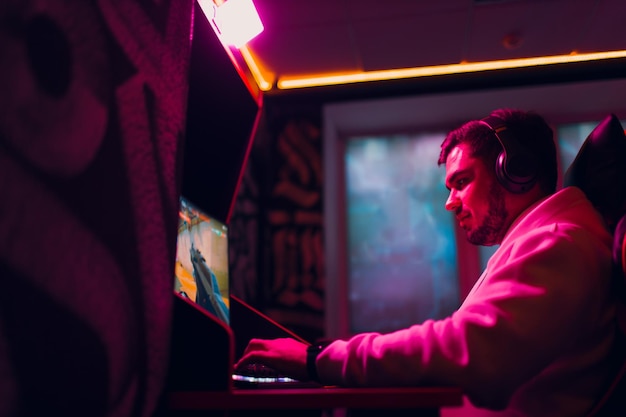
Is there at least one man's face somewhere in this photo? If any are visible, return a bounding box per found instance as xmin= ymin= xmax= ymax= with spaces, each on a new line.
xmin=444 ymin=143 xmax=508 ymax=246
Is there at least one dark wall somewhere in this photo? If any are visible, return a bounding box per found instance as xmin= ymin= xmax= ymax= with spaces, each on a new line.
xmin=229 ymin=103 xmax=325 ymax=342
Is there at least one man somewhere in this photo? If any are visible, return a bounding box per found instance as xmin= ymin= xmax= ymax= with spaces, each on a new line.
xmin=236 ymin=109 xmax=618 ymax=416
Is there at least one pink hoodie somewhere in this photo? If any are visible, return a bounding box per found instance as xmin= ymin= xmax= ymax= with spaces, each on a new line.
xmin=317 ymin=186 xmax=617 ymax=416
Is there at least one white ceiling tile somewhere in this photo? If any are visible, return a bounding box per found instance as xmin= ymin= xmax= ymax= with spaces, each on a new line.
xmin=466 ymin=0 xmax=591 ymax=61
xmin=577 ymin=0 xmax=626 ymax=52
xmin=249 ymin=24 xmax=358 ymax=76
xmin=354 ymin=9 xmax=468 ymax=70
xmin=345 ymin=0 xmax=470 ymax=20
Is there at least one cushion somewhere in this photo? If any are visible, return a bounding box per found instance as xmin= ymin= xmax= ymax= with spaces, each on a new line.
xmin=563 ymin=114 xmax=626 ymax=232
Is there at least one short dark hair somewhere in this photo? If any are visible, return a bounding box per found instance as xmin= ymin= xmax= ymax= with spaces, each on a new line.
xmin=438 ymin=108 xmax=558 ymax=195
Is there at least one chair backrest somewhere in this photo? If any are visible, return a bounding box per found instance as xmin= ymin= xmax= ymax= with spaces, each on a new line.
xmin=584 ymin=214 xmax=626 ymax=417
xmin=613 ymin=215 xmax=626 ymax=330
xmin=563 ymin=114 xmax=626 ymax=416
xmin=614 ymin=216 xmax=626 ymax=281
xmin=563 ymin=114 xmax=626 ymax=232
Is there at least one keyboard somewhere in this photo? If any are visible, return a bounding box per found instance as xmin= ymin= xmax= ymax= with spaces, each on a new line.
xmin=232 ymin=363 xmax=322 ymax=388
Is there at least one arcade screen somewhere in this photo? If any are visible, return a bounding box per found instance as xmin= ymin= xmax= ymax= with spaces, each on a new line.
xmin=174 ymin=196 xmax=230 ymax=325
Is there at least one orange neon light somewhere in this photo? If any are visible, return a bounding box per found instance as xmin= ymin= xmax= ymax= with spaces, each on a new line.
xmin=242 ymin=49 xmax=626 ymax=91
xmin=240 ymin=46 xmax=273 ymax=91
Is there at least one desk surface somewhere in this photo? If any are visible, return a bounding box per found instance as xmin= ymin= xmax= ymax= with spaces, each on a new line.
xmin=168 ymin=386 xmax=464 ymax=410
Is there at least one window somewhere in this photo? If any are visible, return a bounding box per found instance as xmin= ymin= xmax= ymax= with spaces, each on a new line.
xmin=344 ymin=132 xmax=459 ymax=334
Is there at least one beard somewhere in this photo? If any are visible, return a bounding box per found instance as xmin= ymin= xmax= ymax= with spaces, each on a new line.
xmin=466 ymin=182 xmax=507 ymax=246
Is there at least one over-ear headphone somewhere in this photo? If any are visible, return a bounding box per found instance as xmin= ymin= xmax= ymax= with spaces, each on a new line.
xmin=479 ymin=115 xmax=538 ymax=194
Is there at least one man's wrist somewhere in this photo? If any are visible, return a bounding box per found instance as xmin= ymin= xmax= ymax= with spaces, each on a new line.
xmin=306 ymin=341 xmax=331 ymax=382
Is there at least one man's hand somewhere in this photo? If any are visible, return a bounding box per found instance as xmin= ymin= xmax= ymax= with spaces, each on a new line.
xmin=234 ymin=338 xmax=310 ymax=381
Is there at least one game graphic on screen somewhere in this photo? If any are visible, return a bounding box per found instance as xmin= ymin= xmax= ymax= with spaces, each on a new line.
xmin=174 ymin=196 xmax=230 ymax=325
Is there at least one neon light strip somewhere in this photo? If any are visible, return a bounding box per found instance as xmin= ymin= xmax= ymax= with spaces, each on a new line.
xmin=270 ymin=50 xmax=626 ymax=90
xmin=240 ymin=46 xmax=273 ymax=91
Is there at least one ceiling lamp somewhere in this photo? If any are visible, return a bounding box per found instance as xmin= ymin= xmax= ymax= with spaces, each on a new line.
xmin=198 ymin=0 xmax=264 ymax=48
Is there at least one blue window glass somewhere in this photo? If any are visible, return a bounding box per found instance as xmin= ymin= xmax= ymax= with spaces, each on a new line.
xmin=344 ymin=133 xmax=459 ymax=334
xmin=558 ymin=121 xmax=603 ymax=170
xmin=479 ymin=245 xmax=498 ymax=271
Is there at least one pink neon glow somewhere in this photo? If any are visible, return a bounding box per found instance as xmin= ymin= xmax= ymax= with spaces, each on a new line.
xmin=215 ymin=0 xmax=264 ymax=48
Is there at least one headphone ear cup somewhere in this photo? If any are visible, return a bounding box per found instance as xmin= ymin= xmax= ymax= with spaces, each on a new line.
xmin=496 ymin=148 xmax=538 ymax=193
xmin=495 ymin=151 xmax=509 ymax=190
xmin=482 ymin=116 xmax=537 ymax=194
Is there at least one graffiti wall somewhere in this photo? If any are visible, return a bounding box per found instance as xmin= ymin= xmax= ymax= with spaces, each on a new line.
xmin=230 ymin=114 xmax=325 ymax=341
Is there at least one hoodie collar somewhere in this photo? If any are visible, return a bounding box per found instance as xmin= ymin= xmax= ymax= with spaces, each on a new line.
xmin=501 ymin=186 xmax=590 ymax=245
